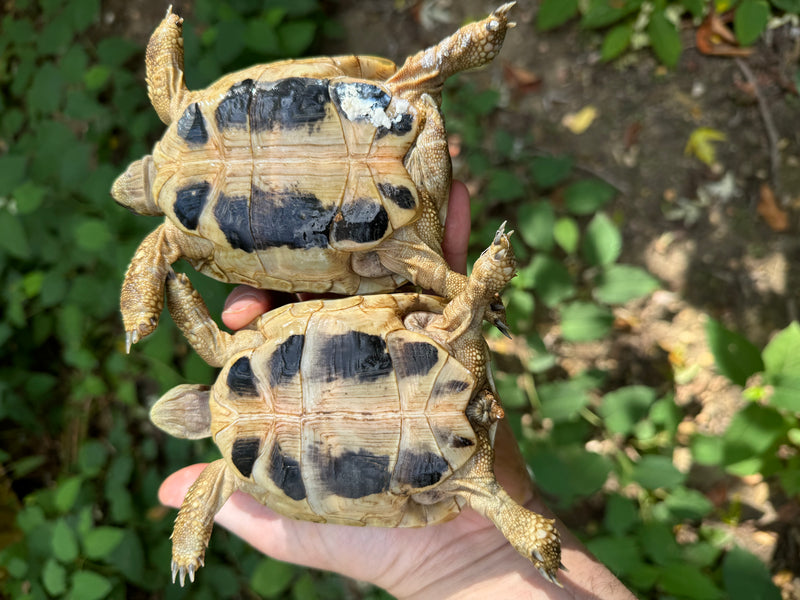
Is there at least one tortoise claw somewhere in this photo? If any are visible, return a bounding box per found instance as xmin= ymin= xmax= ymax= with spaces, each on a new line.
xmin=125 ymin=330 xmax=139 ymax=354
xmin=494 ymin=318 xmax=512 ymax=339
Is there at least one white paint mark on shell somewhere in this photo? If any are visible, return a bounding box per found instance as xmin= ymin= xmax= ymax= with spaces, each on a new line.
xmin=337 ymin=85 xmax=392 ymax=129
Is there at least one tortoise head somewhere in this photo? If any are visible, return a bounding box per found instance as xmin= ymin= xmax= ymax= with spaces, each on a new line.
xmin=111 ymin=155 xmax=161 ymax=216
xmin=150 ymin=384 xmax=212 ymax=440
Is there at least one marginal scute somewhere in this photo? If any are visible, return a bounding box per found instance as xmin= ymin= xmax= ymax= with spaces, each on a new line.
xmin=393 ymin=341 xmax=440 ymax=378
xmin=377 ymin=183 xmax=416 ymax=210
xmin=394 ymin=450 xmax=449 ymax=489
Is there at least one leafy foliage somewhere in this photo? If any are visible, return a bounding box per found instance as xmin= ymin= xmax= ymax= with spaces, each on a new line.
xmin=536 ymin=0 xmax=800 ymax=67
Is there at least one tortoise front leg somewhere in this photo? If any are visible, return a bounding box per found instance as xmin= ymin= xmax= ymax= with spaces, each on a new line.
xmin=121 ymin=223 xmax=184 ymax=351
xmin=171 ymin=460 xmax=237 ymax=585
xmin=146 ymin=6 xmax=191 ymax=125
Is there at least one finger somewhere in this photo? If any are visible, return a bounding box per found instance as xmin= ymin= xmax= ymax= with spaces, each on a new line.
xmin=221 ymin=286 xmax=274 ymax=330
xmin=442 ymin=180 xmax=471 ymax=275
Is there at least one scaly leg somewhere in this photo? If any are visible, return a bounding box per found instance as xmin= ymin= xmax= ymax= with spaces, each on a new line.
xmin=441 ymin=422 xmax=563 ymax=585
xmin=387 ymin=3 xmax=516 ymax=100
xmin=171 ymin=460 xmax=237 ymax=585
xmin=121 ymin=223 xmax=184 ymax=351
xmin=165 ymin=271 xmax=265 ymax=367
xmin=146 ymin=6 xmax=190 ymax=125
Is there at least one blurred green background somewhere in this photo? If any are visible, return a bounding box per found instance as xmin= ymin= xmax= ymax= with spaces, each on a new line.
xmin=1 ymin=0 xmax=798 ymax=598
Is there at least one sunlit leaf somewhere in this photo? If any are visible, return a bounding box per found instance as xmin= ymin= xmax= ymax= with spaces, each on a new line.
xmin=723 ymin=546 xmax=782 ymax=600
xmin=560 ymin=301 xmax=614 ymax=341
xmin=537 ymin=0 xmax=579 ymax=30
xmin=685 ymin=127 xmax=727 ymax=166
xmin=648 ymin=10 xmax=683 ymax=68
xmin=735 ymin=0 xmax=770 ymax=46
xmin=594 ymin=264 xmax=659 ymax=304
xmin=705 ymin=318 xmax=764 ymax=386
xmin=581 ymin=213 xmax=621 ymax=267
xmin=564 ymin=179 xmax=616 ymax=214
xmin=602 ymin=23 xmax=634 ymax=61
xmin=518 ymin=201 xmax=555 ymax=250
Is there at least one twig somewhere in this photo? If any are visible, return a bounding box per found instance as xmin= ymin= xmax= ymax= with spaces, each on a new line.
xmin=735 ymin=57 xmax=781 ymax=197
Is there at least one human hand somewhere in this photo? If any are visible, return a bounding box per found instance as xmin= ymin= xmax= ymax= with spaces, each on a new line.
xmin=158 ymin=181 xmax=633 ymax=598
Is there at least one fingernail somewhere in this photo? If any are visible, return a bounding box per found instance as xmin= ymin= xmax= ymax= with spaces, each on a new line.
xmin=223 ymin=291 xmax=263 ymax=314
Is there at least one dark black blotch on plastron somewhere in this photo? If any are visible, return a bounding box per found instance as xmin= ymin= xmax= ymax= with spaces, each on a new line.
xmin=433 ymin=379 xmax=471 ymax=397
xmin=227 ymin=356 xmax=258 ymax=396
xmin=451 ymin=435 xmax=474 ymax=448
xmin=395 ymin=450 xmax=449 ymax=489
xmin=330 ymin=198 xmax=389 ymax=245
xmin=174 ymin=181 xmax=210 ymax=230
xmin=394 ymin=341 xmax=439 ymax=378
xmin=177 ymin=102 xmax=208 ymax=146
xmin=251 ymin=78 xmax=331 ymax=132
xmin=214 ymin=193 xmax=254 ymax=252
xmin=315 ymin=447 xmax=391 ymax=498
xmin=215 ymin=79 xmax=254 ymax=130
xmin=316 ymin=331 xmax=392 ymax=383
xmin=268 ymin=334 xmax=305 ymax=387
xmin=376 ymin=112 xmax=414 ymax=138
xmin=377 ymin=183 xmax=416 ymax=210
xmin=331 ymin=81 xmax=390 ymax=124
xmin=232 ymin=437 xmax=261 ymax=478
xmin=268 ymin=443 xmax=306 ymax=500
xmin=250 ymin=187 xmax=335 ymax=249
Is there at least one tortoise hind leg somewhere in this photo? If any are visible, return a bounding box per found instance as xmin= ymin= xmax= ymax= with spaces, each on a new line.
xmin=146 ymin=6 xmax=191 ymax=125
xmin=171 ymin=460 xmax=237 ymax=585
xmin=386 ymin=3 xmax=516 ymax=99
xmin=441 ymin=422 xmax=563 ymax=585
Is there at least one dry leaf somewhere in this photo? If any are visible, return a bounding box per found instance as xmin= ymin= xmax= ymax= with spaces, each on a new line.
xmin=561 ymin=105 xmax=598 ymax=134
xmin=696 ymin=12 xmax=754 ymax=57
xmin=757 ymin=183 xmax=790 ymax=231
xmin=502 ymin=62 xmax=542 ymax=95
xmin=684 ymin=127 xmax=727 ymax=166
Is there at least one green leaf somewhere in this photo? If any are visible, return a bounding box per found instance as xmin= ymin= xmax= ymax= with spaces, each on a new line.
xmin=527 ymin=446 xmax=612 ymax=502
xmin=518 ymin=201 xmax=555 ymax=250
xmin=250 ymin=558 xmax=295 ymax=597
xmin=662 ymin=487 xmax=714 ymax=520
xmin=705 ymin=319 xmax=764 ymax=386
xmin=530 ymin=155 xmax=573 ymax=189
xmin=84 ymin=65 xmax=111 ymax=91
xmin=585 ymin=535 xmax=643 ymax=575
xmin=278 ymin=20 xmax=317 ymax=56
xmin=55 ymin=476 xmax=83 ymax=513
xmin=762 ymin=322 xmax=800 ymax=378
xmin=0 ymin=211 xmax=31 ymax=259
xmin=245 ymin=19 xmax=281 ymax=54
xmin=553 ymin=217 xmax=579 ymax=254
xmin=42 ymin=558 xmax=67 ymax=596
xmin=67 ymin=571 xmax=113 ymax=600
xmin=647 ymin=10 xmax=683 ymax=68
xmin=631 ymin=455 xmax=685 ymax=490
xmin=74 ymin=219 xmax=112 ymax=251
xmin=0 ymin=154 xmax=27 ymax=194
xmin=560 ymin=301 xmax=614 ymax=341
xmin=52 ymin=518 xmax=79 ymax=563
xmin=13 ymin=181 xmax=47 ymax=214
xmin=564 ymin=178 xmax=616 ymax=214
xmin=487 ymin=170 xmax=526 ymax=202
xmin=658 ymin=563 xmax=724 ymax=598
xmin=83 ymin=527 xmax=125 ymax=560
xmin=720 ymin=403 xmax=787 ymax=475
xmin=691 ymin=434 xmax=725 ymax=465
xmin=581 ymin=213 xmax=621 ymax=267
xmin=600 ymin=386 xmax=656 ymax=435
xmin=735 ymin=0 xmax=770 ymax=46
xmin=604 ymin=494 xmax=639 ymax=536
xmin=537 ymin=377 xmax=594 ymax=422
xmin=581 ymin=0 xmax=644 ymax=29
xmin=771 ymin=0 xmax=800 ymax=9
xmin=723 ymin=546 xmax=782 ymax=599
xmin=97 ymin=37 xmax=140 ymax=67
xmin=527 ymin=254 xmax=575 ymax=307
xmin=537 ymin=0 xmax=579 ymax=30
xmin=681 ymin=0 xmax=707 ymax=17
xmin=594 ymin=264 xmax=659 ymax=304
xmin=65 ymin=0 xmax=99 ymax=32
xmin=602 ymin=23 xmax=634 ymax=61
xmin=639 ymin=522 xmax=683 ymax=565
xmin=28 ymin=62 xmax=64 ymax=113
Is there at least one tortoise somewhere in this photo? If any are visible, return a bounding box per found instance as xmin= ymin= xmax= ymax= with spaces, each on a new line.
xmin=113 ymin=4 xmax=517 ymax=351
xmin=150 ymin=225 xmax=562 ymax=586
